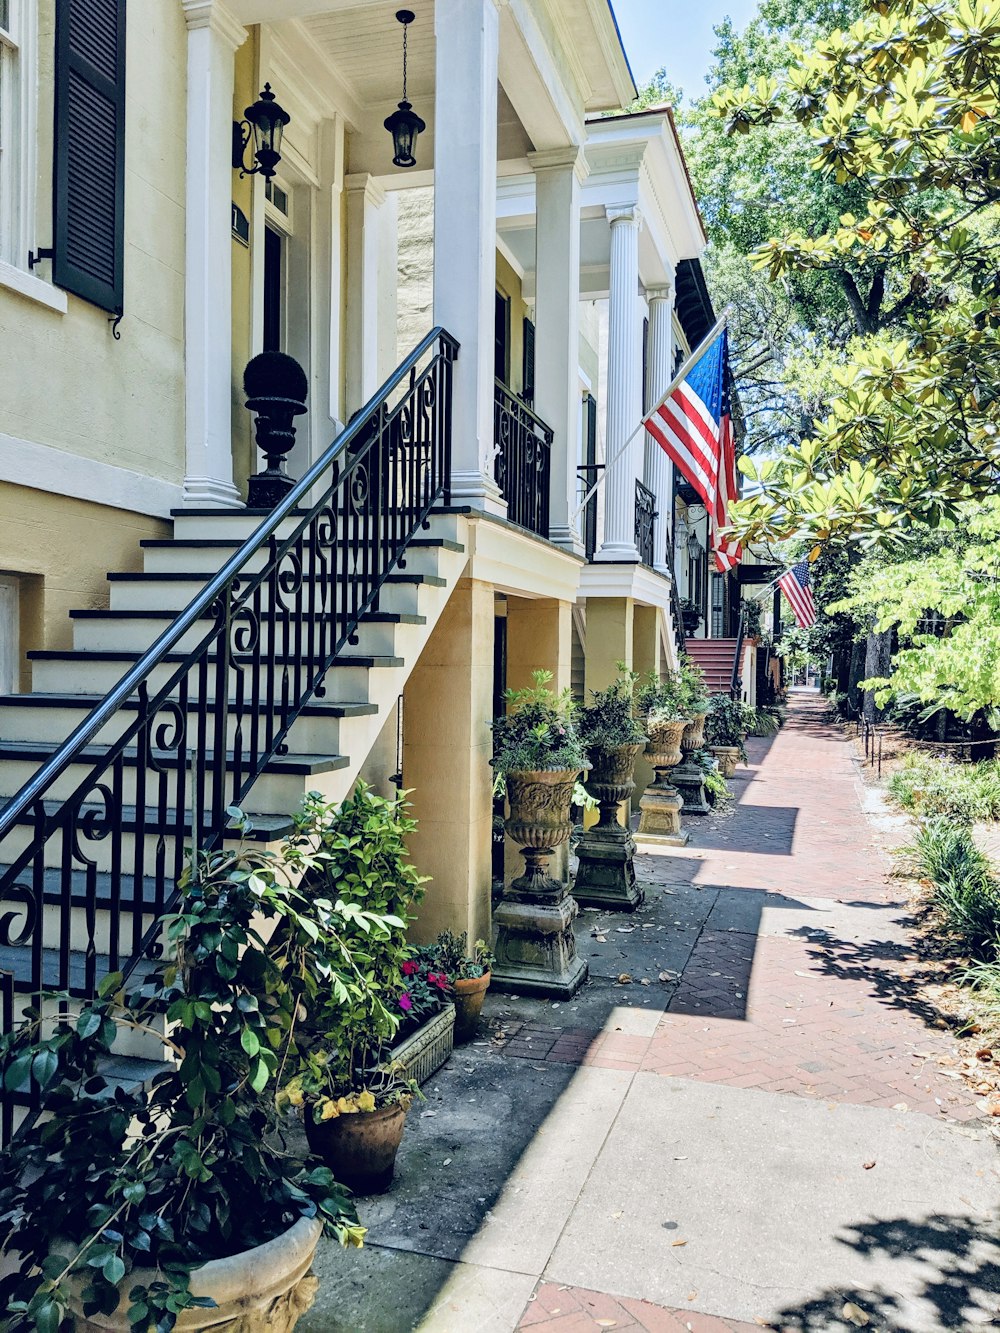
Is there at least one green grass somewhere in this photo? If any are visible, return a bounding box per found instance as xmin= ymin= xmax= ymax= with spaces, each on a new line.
xmin=888 ymin=753 xmax=1000 ymax=824
xmin=911 ymin=817 xmax=1000 ymax=960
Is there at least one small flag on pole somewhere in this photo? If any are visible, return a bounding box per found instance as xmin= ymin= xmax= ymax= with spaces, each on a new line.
xmin=778 ymin=560 xmax=818 ymax=628
xmin=644 ymin=328 xmax=742 ymax=572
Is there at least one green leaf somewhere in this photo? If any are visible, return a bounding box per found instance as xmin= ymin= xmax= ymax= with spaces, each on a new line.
xmin=240 ymin=1027 xmax=260 ymax=1057
xmin=103 ymin=1253 xmax=127 ymax=1286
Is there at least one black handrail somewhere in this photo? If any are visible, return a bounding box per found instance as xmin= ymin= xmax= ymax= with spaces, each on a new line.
xmin=0 ymin=327 xmax=458 ymax=1028
xmin=730 ymin=612 xmax=745 ymax=699
xmin=634 ymin=479 xmax=657 ymax=567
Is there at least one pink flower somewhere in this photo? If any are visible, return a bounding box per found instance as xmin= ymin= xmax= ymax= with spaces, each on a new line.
xmin=401 ymin=960 xmax=419 ymax=976
xmin=429 ymin=973 xmax=450 ymax=990
xmin=398 ymin=992 xmax=413 ymax=1011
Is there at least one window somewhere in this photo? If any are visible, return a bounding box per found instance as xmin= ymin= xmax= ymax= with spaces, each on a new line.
xmin=494 ymin=290 xmax=510 ymax=384
xmin=263 ymin=225 xmax=283 ymax=352
xmin=0 ymin=0 xmax=36 ymax=270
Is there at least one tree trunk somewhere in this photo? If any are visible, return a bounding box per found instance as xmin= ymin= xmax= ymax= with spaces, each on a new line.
xmin=862 ymin=628 xmax=893 ymax=724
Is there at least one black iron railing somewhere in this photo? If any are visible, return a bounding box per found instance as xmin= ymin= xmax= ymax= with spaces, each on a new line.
xmin=731 ymin=612 xmax=745 ymax=699
xmin=493 ymin=380 xmax=552 ymax=538
xmin=635 ymin=479 xmax=657 ymax=566
xmin=0 ymin=328 xmax=458 ymax=1073
xmin=577 ymin=463 xmax=604 ymax=561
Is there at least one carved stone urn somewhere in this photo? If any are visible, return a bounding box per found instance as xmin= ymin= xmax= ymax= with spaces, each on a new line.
xmin=637 ymin=717 xmax=689 ymax=844
xmin=709 ymin=745 xmax=740 ymax=779
xmin=492 ymin=768 xmax=588 ymax=998
xmin=574 ymin=741 xmax=647 ymax=911
xmin=672 ymin=711 xmax=710 ymax=815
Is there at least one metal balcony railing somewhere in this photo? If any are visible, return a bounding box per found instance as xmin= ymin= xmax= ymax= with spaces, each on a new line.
xmin=493 ymin=380 xmax=552 ymax=538
xmin=634 ymin=478 xmax=657 ymax=566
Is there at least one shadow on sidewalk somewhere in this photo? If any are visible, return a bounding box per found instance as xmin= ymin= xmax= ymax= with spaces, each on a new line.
xmin=773 ymin=1211 xmax=1000 ymax=1331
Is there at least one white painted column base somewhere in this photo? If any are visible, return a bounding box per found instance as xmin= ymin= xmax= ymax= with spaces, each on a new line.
xmin=182 ymin=474 xmax=244 ymax=508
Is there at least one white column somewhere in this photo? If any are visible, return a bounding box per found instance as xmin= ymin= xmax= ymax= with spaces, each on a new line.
xmin=644 ymin=281 xmax=675 ymax=576
xmin=596 ymin=205 xmax=643 ymax=561
xmin=529 ymin=146 xmax=587 ymax=553
xmin=433 ymin=0 xmax=505 ymax=511
xmin=345 ymin=174 xmax=389 ymax=416
xmin=181 ymin=1 xmax=246 ymax=508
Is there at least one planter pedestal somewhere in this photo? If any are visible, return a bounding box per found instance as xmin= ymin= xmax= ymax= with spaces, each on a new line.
xmin=673 ymin=712 xmax=710 ymax=816
xmin=574 ymin=742 xmax=645 ymax=911
xmin=493 ymin=769 xmax=588 ymax=999
xmin=636 ymin=719 xmax=688 ymax=846
xmin=709 ymin=745 xmax=740 ymax=779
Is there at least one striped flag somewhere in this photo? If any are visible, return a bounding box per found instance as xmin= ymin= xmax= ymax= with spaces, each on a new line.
xmin=644 ymin=328 xmax=742 ymax=572
xmin=778 ymin=560 xmax=818 ymax=628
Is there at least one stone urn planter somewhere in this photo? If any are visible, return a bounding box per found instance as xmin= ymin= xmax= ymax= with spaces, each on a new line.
xmin=69 ymin=1217 xmax=323 ymax=1331
xmin=672 ymin=712 xmax=710 ymax=815
xmin=574 ymin=742 xmax=646 ymax=911
xmin=453 ymin=973 xmax=491 ymax=1042
xmin=709 ymin=744 xmax=740 ymax=779
xmin=492 ymin=768 xmax=588 ymax=998
xmin=637 ymin=718 xmax=689 ymax=844
xmin=305 ymin=1100 xmax=410 ymax=1195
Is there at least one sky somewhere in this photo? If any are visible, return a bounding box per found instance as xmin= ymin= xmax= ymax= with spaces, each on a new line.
xmin=610 ymin=0 xmax=760 ymax=102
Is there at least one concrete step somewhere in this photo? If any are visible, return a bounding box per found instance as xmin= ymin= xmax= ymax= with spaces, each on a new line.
xmin=106 ymin=569 xmax=446 ymax=616
xmin=139 ymin=534 xmax=464 ymax=578
xmin=167 ymin=507 xmax=464 ymax=546
xmin=68 ymin=608 xmax=426 ymax=657
xmin=0 ymin=739 xmax=350 ymax=814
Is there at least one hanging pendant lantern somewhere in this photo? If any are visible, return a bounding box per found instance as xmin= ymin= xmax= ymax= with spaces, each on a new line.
xmin=384 ymin=10 xmax=425 ymax=168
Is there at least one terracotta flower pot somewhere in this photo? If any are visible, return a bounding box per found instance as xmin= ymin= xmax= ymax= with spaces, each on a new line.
xmin=305 ymin=1101 xmax=409 ymax=1195
xmin=67 ymin=1217 xmax=322 ymax=1331
xmin=453 ymin=972 xmax=491 ymax=1042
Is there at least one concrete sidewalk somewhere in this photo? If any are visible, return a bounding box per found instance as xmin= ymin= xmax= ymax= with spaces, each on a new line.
xmin=303 ymin=693 xmax=1000 ymax=1333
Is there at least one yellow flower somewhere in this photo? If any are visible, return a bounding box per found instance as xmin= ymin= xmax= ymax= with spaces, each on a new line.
xmin=319 ymin=1098 xmax=339 ymax=1121
xmin=287 ymin=1087 xmax=304 ymax=1108
xmin=357 ymin=1091 xmax=376 ymax=1113
xmin=337 ymin=1096 xmax=358 ymax=1114
xmin=342 ymin=1225 xmax=368 ymax=1249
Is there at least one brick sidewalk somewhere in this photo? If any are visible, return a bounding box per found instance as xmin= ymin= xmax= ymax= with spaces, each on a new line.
xmin=510 ymin=694 xmax=984 ymax=1333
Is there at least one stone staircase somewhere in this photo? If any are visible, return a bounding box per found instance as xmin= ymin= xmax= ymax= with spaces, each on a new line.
xmin=684 ymin=636 xmax=740 ymax=695
xmin=0 ymin=506 xmax=467 ymax=1114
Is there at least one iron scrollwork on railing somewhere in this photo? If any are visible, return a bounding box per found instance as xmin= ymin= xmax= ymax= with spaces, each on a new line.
xmin=493 ymin=380 xmax=553 ymax=538
xmin=0 ymin=328 xmax=458 ymax=1076
xmin=634 ymin=479 xmax=657 ymax=567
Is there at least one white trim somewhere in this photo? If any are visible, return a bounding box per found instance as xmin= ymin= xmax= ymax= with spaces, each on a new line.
xmin=0 ymin=258 xmax=66 ymax=312
xmin=0 ymin=434 xmax=182 ymax=517
xmin=0 ymin=0 xmax=39 ymax=277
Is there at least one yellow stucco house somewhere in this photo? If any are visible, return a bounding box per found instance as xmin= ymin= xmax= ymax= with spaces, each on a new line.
xmin=0 ymin=0 xmax=752 ymax=1070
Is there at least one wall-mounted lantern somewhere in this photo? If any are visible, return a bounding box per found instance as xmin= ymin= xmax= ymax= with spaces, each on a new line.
xmin=233 ymin=83 xmax=291 ymax=182
xmin=384 ymin=10 xmax=425 ymax=168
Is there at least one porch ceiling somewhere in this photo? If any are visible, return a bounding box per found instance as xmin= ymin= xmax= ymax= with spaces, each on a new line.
xmin=299 ymin=5 xmax=435 ymax=104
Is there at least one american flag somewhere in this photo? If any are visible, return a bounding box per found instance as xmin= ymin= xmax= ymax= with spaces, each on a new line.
xmin=644 ymin=328 xmax=742 ymax=572
xmin=778 ymin=560 xmax=818 ymax=628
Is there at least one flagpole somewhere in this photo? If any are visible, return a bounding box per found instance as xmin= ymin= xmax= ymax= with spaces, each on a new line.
xmin=570 ymin=308 xmax=731 ymax=525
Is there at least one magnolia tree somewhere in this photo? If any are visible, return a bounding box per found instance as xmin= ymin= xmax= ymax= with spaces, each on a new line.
xmin=711 ymin=0 xmax=1000 ymax=546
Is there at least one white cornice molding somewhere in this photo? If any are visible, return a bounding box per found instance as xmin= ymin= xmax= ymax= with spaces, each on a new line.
xmin=2 ymin=435 xmax=183 ymax=519
xmin=181 ymin=0 xmax=247 ymax=50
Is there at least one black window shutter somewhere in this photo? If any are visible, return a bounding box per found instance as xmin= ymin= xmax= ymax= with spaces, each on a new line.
xmin=53 ymin=0 xmax=126 ymax=314
xmin=522 ymin=317 xmax=535 ymax=405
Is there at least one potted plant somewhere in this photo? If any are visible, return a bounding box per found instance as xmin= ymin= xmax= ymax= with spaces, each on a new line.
xmin=429 ymin=931 xmax=494 ymax=1042
xmin=673 ymin=659 xmax=711 ymax=815
xmin=635 ymin=670 xmax=690 ymax=841
xmin=391 ymin=945 xmax=456 ymax=1082
xmin=705 ymin=693 xmax=749 ymax=778
xmin=678 ymin=596 xmax=702 ymax=637
xmin=283 ymin=1046 xmax=420 ymax=1196
xmin=574 ymin=671 xmax=649 ymax=909
xmin=742 ymin=598 xmax=763 ymax=642
xmin=490 ymin=670 xmax=589 ymax=998
xmin=0 ymin=830 xmax=379 ymax=1333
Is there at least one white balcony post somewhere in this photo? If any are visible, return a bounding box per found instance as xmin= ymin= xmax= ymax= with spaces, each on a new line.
xmin=645 ymin=281 xmax=675 ymax=576
xmin=529 ymin=146 xmax=588 ymax=553
xmin=596 ymin=205 xmax=643 ymax=561
xmin=345 ymin=173 xmax=390 ymax=416
xmin=433 ymin=0 xmax=505 ymax=511
xmin=181 ymin=0 xmax=246 ymax=508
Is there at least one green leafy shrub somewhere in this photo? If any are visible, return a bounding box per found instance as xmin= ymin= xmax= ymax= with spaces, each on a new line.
xmin=678 ymin=657 xmax=709 ymax=715
xmin=635 ymin=670 xmax=687 ymax=725
xmin=578 ymin=672 xmax=647 ymax=756
xmin=491 ymin=669 xmax=588 ymax=777
xmin=705 ymin=694 xmax=749 ymax=760
xmin=888 ymin=754 xmax=1000 ymax=825
xmin=692 ymin=749 xmax=731 ymax=804
xmin=0 ymin=830 xmax=379 ymax=1332
xmin=428 ymin=930 xmax=495 ymax=981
